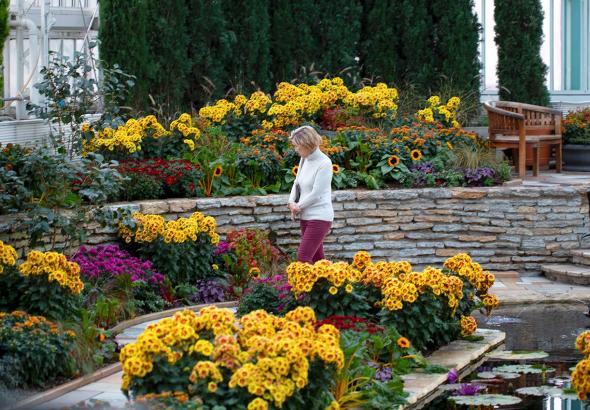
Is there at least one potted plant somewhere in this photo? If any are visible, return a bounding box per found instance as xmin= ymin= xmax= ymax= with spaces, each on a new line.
xmin=563 ymin=107 xmax=590 ymax=171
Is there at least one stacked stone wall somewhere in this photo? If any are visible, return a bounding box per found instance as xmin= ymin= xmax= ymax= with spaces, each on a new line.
xmin=1 ymin=186 xmax=588 ymax=274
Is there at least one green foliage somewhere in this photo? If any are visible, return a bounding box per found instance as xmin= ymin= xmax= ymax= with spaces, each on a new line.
xmin=333 ymin=330 xmax=408 ymax=409
xmin=0 ymin=143 xmax=124 ymax=249
xmin=0 ymin=311 xmax=76 ymax=388
xmin=65 ymin=309 xmax=117 ymax=374
xmin=378 ymin=293 xmax=460 ymax=351
xmin=495 ymin=0 xmax=550 ymax=106
xmin=269 ymin=0 xmax=318 ymax=83
xmin=304 ymin=280 xmax=372 ymax=321
xmin=237 ymin=282 xmax=281 ymax=316
xmin=99 ymin=0 xmax=150 ymax=108
xmin=29 ymin=44 xmax=134 ymax=158
xmin=144 ymin=0 xmax=191 ymax=113
xmin=237 ymin=279 xmax=298 ymax=317
xmin=0 ymin=267 xmax=82 ymax=322
xmin=314 ymin=0 xmax=363 ymax=82
xmin=223 ymin=0 xmax=271 ymax=93
xmin=120 ymin=173 xmax=165 ymax=201
xmin=185 ymin=0 xmax=235 ymax=104
xmin=430 ymin=0 xmax=481 ymax=104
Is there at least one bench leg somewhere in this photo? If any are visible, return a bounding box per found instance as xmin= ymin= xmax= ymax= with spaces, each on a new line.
xmin=518 ymin=147 xmax=526 ymax=179
xmin=555 ymin=143 xmax=562 ymax=173
xmin=532 ymin=146 xmax=540 ymax=177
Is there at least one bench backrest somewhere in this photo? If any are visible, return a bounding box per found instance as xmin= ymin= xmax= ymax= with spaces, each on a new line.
xmin=485 ymin=101 xmax=562 ymax=138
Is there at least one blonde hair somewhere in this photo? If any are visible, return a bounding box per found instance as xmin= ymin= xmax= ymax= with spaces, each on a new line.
xmin=290 ymin=125 xmax=323 ymax=152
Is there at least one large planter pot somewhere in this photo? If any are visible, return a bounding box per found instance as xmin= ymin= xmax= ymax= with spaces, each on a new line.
xmin=563 ymin=144 xmax=590 ymax=171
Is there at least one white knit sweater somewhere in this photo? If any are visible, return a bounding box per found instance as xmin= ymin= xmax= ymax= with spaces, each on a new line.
xmin=288 ymin=148 xmax=334 ymax=221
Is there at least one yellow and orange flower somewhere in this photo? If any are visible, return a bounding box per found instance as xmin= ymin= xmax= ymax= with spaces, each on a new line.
xmin=387 ymin=155 xmax=401 ymax=167
xmin=410 ymin=149 xmax=423 ymax=161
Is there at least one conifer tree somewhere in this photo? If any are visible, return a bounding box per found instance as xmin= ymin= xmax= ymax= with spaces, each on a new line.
xmin=430 ymin=0 xmax=481 ymax=100
xmin=143 ymin=0 xmax=191 ymax=112
xmin=185 ymin=0 xmax=235 ymax=106
xmin=314 ymin=0 xmax=363 ymax=80
xmin=224 ymin=0 xmax=272 ymax=93
xmin=99 ymin=0 xmax=152 ymax=108
xmin=495 ymin=0 xmax=550 ymax=105
xmin=361 ymin=0 xmax=401 ymax=84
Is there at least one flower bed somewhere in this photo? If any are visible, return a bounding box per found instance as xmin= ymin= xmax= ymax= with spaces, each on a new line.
xmin=13 ymin=78 xmax=506 ymax=207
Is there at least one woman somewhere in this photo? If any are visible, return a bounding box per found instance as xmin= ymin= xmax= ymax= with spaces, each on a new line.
xmin=288 ymin=125 xmax=334 ymax=263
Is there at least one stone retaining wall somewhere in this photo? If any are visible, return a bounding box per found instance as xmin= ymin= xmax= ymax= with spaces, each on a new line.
xmin=1 ymin=185 xmax=589 ymax=274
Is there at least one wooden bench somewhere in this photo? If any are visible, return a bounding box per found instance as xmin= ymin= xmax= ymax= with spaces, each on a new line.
xmin=483 ymin=101 xmax=562 ymax=179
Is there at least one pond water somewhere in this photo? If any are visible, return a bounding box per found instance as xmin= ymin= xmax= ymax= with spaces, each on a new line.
xmin=427 ymin=303 xmax=590 ymax=409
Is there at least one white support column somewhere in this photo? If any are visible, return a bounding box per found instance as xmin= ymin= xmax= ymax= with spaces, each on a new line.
xmin=15 ymin=0 xmax=25 ymax=120
xmin=3 ymin=37 xmax=10 ymax=101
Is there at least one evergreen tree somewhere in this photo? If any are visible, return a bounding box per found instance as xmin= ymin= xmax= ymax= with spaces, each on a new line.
xmin=144 ymin=0 xmax=191 ymax=112
xmin=361 ymin=0 xmax=401 ymax=84
xmin=270 ymin=0 xmax=319 ymax=84
xmin=397 ymin=0 xmax=436 ymax=89
xmin=99 ymin=0 xmax=152 ymax=108
xmin=362 ymin=0 xmax=435 ymax=91
xmin=224 ymin=0 xmax=272 ymax=93
xmin=495 ymin=0 xmax=550 ymax=106
xmin=0 ymin=0 xmax=9 ymax=99
xmin=185 ymin=0 xmax=235 ymax=106
xmin=430 ymin=0 xmax=480 ymax=100
xmin=314 ymin=0 xmax=363 ymax=80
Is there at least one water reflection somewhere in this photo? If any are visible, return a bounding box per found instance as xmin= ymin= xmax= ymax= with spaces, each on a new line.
xmin=475 ymin=303 xmax=589 ymax=357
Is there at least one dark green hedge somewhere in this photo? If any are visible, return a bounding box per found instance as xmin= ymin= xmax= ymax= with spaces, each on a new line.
xmin=99 ymin=0 xmax=481 ymax=113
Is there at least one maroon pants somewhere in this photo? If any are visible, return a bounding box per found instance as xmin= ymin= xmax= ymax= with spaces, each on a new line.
xmin=297 ymin=219 xmax=332 ymax=263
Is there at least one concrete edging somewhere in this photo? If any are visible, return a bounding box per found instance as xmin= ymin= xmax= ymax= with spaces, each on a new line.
xmin=403 ymin=329 xmax=506 ymax=409
xmin=110 ymin=300 xmax=239 ymax=335
xmin=8 ymin=363 xmax=122 ymax=410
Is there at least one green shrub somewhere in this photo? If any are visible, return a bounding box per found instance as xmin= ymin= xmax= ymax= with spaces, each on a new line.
xmin=120 ymin=173 xmax=164 ymax=201
xmin=0 ymin=311 xmax=76 ymax=387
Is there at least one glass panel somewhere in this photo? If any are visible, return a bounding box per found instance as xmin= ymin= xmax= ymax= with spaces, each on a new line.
xmin=564 ymin=0 xmax=582 ymax=90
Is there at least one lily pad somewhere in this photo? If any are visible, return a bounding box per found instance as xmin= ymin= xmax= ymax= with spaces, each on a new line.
xmin=494 ymin=364 xmax=555 ymax=374
xmin=487 ymin=350 xmax=549 ymax=360
xmin=439 ymin=383 xmax=486 ymax=393
xmin=516 ymin=386 xmax=564 ymax=397
xmin=477 ymin=371 xmax=520 ymax=379
xmin=450 ymin=394 xmax=522 ymax=406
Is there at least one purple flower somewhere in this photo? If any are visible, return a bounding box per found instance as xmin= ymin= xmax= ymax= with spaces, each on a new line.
xmin=454 ymin=383 xmax=484 ymax=396
xmin=463 ymin=167 xmax=496 ymax=186
xmin=214 ymin=241 xmax=231 ymax=256
xmin=374 ymin=366 xmax=393 ymax=382
xmin=71 ymin=244 xmax=165 ymax=285
xmin=193 ymin=279 xmax=226 ymax=304
xmin=410 ymin=161 xmax=434 ymax=174
xmin=447 ymin=368 xmax=459 ymax=383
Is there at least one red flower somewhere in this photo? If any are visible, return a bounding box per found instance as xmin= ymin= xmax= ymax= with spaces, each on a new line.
xmin=165 ymin=176 xmax=176 ymax=185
